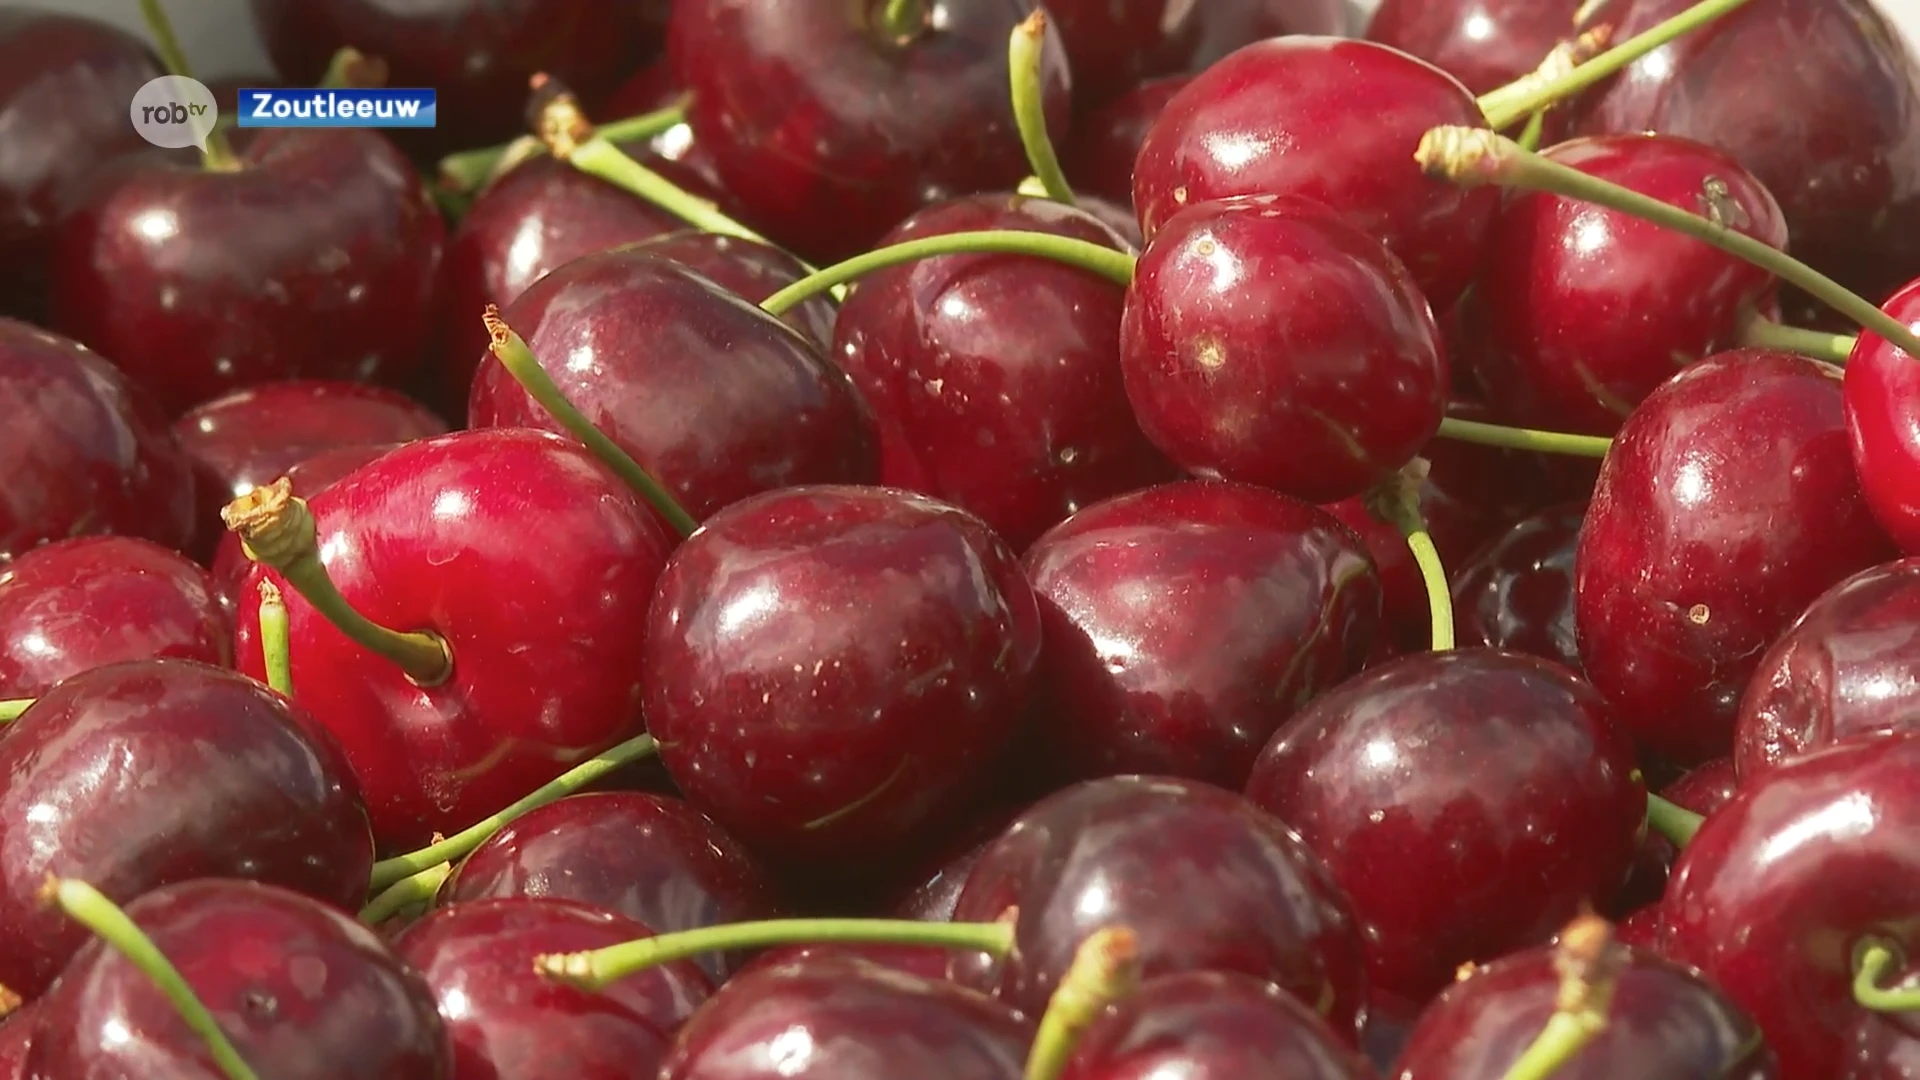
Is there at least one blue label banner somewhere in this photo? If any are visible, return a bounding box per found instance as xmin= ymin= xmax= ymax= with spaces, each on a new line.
xmin=236 ymin=88 xmax=437 ymax=128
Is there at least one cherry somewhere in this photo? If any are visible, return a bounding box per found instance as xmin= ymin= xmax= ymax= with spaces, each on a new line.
xmin=50 ymin=130 xmax=445 ymax=415
xmin=1132 ymin=36 xmax=1499 ymax=310
xmin=25 ymin=879 xmax=447 ymax=1079
xmin=1046 ymin=0 xmax=1348 ymax=110
xmin=1737 ymin=557 xmax=1920 ymax=781
xmin=438 ymin=791 xmax=785 ymax=982
xmin=1119 ymin=194 xmax=1447 ymax=505
xmin=1366 ymin=0 xmax=1586 ymax=96
xmin=394 ymin=897 xmax=714 ymax=1080
xmin=0 ymin=536 xmax=229 ymax=699
xmin=1576 ymin=349 xmax=1896 ymax=765
xmin=1394 ymin=941 xmax=1773 ymax=1078
xmin=0 ymin=658 xmax=370 ymax=1000
xmin=0 ymin=999 xmax=34 ymax=1078
xmin=737 ymin=942 xmax=958 ymax=984
xmin=1449 ymin=501 xmax=1585 ymax=671
xmin=830 ymin=193 xmax=1175 ymax=549
xmin=1661 ymin=729 xmax=1920 ymax=1077
xmin=1844 ymin=278 xmax=1920 ymax=551
xmin=642 ymin=484 xmax=1040 ymax=873
xmin=1245 ymin=648 xmax=1644 ymax=1000
xmin=1061 ymin=971 xmax=1376 ymax=1080
xmin=950 ymin=775 xmax=1366 ymax=1039
xmin=468 ymin=250 xmax=879 ymax=525
xmin=1615 ymin=756 xmax=1737 ymax=914
xmin=0 ymin=318 xmax=196 ymax=561
xmin=1463 ymin=134 xmax=1786 ymax=436
xmin=660 ymin=955 xmax=1029 ymax=1080
xmin=1062 ymin=76 xmax=1190 ymax=207
xmin=628 ymin=231 xmax=839 ymax=350
xmin=232 ymin=429 xmax=675 ymax=852
xmin=1851 ymin=995 xmax=1920 ymax=1078
xmin=1021 ymin=479 xmax=1380 ymax=788
xmin=666 ymin=0 xmax=1070 ymax=262
xmin=1615 ymin=907 xmax=1666 ymax=954
xmin=207 ymin=443 xmax=395 ymax=617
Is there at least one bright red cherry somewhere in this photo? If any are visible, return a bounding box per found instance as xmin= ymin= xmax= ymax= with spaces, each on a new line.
xmin=1366 ymin=0 xmax=1585 ymax=96
xmin=1844 ymin=278 xmax=1920 ymax=551
xmin=628 ymin=231 xmax=838 ymax=351
xmin=207 ymin=444 xmax=395 ymax=617
xmin=1450 ymin=502 xmax=1585 ymax=671
xmin=1046 ymin=0 xmax=1348 ymax=109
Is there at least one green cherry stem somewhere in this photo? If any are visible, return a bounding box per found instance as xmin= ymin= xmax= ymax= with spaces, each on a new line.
xmin=482 ymin=306 xmax=700 ymax=538
xmin=1372 ymin=465 xmax=1454 ymax=652
xmin=222 ymin=479 xmax=453 ymax=687
xmin=1024 ymin=928 xmax=1143 ymax=1080
xmin=318 ymin=47 xmax=387 ymax=91
xmin=367 ymin=732 xmax=659 ymax=892
xmin=537 ymin=915 xmax=1016 ymax=993
xmin=358 ymin=861 xmax=452 ymax=926
xmin=877 ymin=0 xmax=930 ymax=41
xmin=1435 ymin=417 xmax=1613 ymax=458
xmin=1853 ymin=938 xmax=1920 ymax=1011
xmin=439 ymin=97 xmax=688 ymax=196
xmin=1416 ymin=127 xmax=1920 ymax=359
xmin=0 ymin=699 xmax=29 ymax=723
xmin=1498 ymin=914 xmax=1625 ymax=1080
xmin=1009 ymin=10 xmax=1074 ymax=206
xmin=48 ymin=877 xmax=263 ymax=1080
xmin=1646 ymin=793 xmax=1705 ymax=848
xmin=761 ymin=230 xmax=1136 ymax=316
xmin=257 ymin=578 xmax=292 ymax=698
xmin=1739 ymin=313 xmax=1857 ymax=366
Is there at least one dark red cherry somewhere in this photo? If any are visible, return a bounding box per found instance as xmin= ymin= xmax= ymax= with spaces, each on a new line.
xmin=1245 ymin=648 xmax=1644 ymax=1000
xmin=1062 ymin=971 xmax=1377 ymax=1080
xmin=1450 ymin=502 xmax=1585 ymax=670
xmin=1063 ymin=76 xmax=1190 ymax=207
xmin=50 ymin=130 xmax=445 ymax=415
xmin=1047 ymin=0 xmax=1348 ymax=110
xmin=1615 ymin=756 xmax=1737 ymax=914
xmin=737 ymin=942 xmax=958 ymax=984
xmin=207 ymin=443 xmax=395 ymax=617
xmin=1366 ymin=0 xmax=1584 ymax=96
xmin=951 ymin=775 xmax=1366 ymax=1039
xmin=25 ymin=879 xmax=446 ymax=1079
xmin=1661 ymin=730 xmax=1920 ymax=1077
xmin=831 ymin=193 xmax=1175 ymax=549
xmin=1022 ymin=479 xmax=1380 ymax=788
xmin=643 ymin=485 xmax=1040 ymax=873
xmin=0 ymin=999 xmax=36 ymax=1078
xmin=395 ymin=897 xmax=713 ymax=1080
xmin=1577 ymin=349 xmax=1896 ymax=765
xmin=0 ymin=318 xmax=196 ymax=560
xmin=1465 ymin=134 xmax=1786 ymax=436
xmin=438 ymin=791 xmax=784 ymax=983
xmin=1132 ymin=36 xmax=1498 ymax=310
xmin=1395 ymin=941 xmax=1774 ymax=1079
xmin=629 ymin=231 xmax=838 ymax=350
xmin=661 ymin=956 xmax=1029 ymax=1080
xmin=1120 ymin=194 xmax=1446 ymax=504
xmin=469 ymin=250 xmax=878 ymax=525
xmin=1615 ymin=906 xmax=1666 ymax=953
xmin=1844 ymin=278 xmax=1920 ymax=551
xmin=233 ymin=429 xmax=674 ymax=852
xmin=1322 ymin=498 xmax=1431 ymax=660
xmin=1850 ymin=991 xmax=1920 ymax=1079
xmin=0 ymin=659 xmax=370 ymax=1000
xmin=0 ymin=536 xmax=229 ymax=699
xmin=666 ymin=0 xmax=1070 ymax=262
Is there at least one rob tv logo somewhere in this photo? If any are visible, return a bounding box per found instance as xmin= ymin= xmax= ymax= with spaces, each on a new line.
xmin=130 ymin=77 xmax=437 ymax=149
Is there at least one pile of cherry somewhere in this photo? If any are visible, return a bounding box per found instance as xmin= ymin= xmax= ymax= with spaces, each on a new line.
xmin=6 ymin=0 xmax=1920 ymax=1076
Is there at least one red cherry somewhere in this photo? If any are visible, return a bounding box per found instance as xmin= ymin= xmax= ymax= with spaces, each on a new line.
xmin=1366 ymin=0 xmax=1585 ymax=96
xmin=627 ymin=231 xmax=838 ymax=350
xmin=1844 ymin=278 xmax=1920 ymax=551
xmin=0 ymin=998 xmax=34 ymax=1077
xmin=1615 ymin=756 xmax=1738 ymax=915
xmin=1045 ymin=0 xmax=1348 ymax=109
xmin=1063 ymin=76 xmax=1190 ymax=207
xmin=1449 ymin=501 xmax=1585 ymax=671
xmin=207 ymin=444 xmax=396 ymax=617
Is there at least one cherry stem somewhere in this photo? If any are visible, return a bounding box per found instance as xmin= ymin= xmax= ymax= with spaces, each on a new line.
xmin=47 ymin=877 xmax=263 ymax=1080
xmin=1498 ymin=914 xmax=1624 ymax=1080
xmin=367 ymin=732 xmax=658 ymax=892
xmin=1495 ymin=27 xmax=1614 ymax=139
xmin=481 ymin=306 xmax=700 ymax=538
xmin=876 ymin=0 xmax=930 ymax=41
xmin=439 ymin=97 xmax=687 ymax=196
xmin=136 ymin=0 xmax=239 ymax=172
xmin=221 ymin=479 xmax=451 ymax=686
xmin=358 ymin=861 xmax=451 ymax=926
xmin=1853 ymin=938 xmax=1920 ymax=1011
xmin=318 ymin=47 xmax=387 ymax=90
xmin=257 ymin=578 xmax=292 ymax=698
xmin=761 ymin=230 xmax=1136 ymax=316
xmin=1477 ymin=0 xmax=1757 ymax=129
xmin=1417 ymin=128 xmax=1920 ymax=359
xmin=1516 ymin=108 xmax=1547 ymax=152
xmin=1372 ymin=466 xmax=1455 ymax=652
xmin=1009 ymin=11 xmax=1074 ymax=206
xmin=536 ymin=915 xmax=1017 ymax=993
xmin=1739 ymin=313 xmax=1856 ymax=366
xmin=1024 ymin=928 xmax=1143 ymax=1080
xmin=1646 ymin=792 xmax=1704 ymax=848
xmin=0 ymin=699 xmax=28 ymax=723
xmin=1435 ymin=417 xmax=1612 ymax=458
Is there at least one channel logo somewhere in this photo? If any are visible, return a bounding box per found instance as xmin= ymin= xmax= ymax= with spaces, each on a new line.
xmin=129 ymin=75 xmax=219 ymax=151
xmin=236 ymin=88 xmax=438 ymax=129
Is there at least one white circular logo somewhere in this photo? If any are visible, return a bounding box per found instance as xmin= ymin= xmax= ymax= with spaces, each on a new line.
xmin=129 ymin=75 xmax=219 ymax=151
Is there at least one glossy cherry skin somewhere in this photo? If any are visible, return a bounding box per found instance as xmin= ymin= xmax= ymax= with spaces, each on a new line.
xmin=1133 ymin=36 xmax=1498 ymax=310
xmin=666 ymin=0 xmax=1070 ymax=262
xmin=951 ymin=775 xmax=1366 ymax=1038
xmin=439 ymin=791 xmax=784 ymax=983
xmin=469 ymin=250 xmax=878 ymax=525
xmin=0 ymin=999 xmax=35 ymax=1078
xmin=662 ymin=956 xmax=1029 ymax=1080
xmin=1661 ymin=730 xmax=1920 ymax=1078
xmin=643 ymin=485 xmax=1040 ymax=872
xmin=1062 ymin=971 xmax=1376 ymax=1080
xmin=735 ymin=942 xmax=958 ymax=985
xmin=629 ymin=231 xmax=839 ymax=351
xmin=0 ymin=536 xmax=229 ymax=698
xmin=233 ymin=429 xmax=675 ymax=852
xmin=1021 ymin=479 xmax=1379 ymax=787
xmin=1366 ymin=0 xmax=1584 ymax=96
xmin=1047 ymin=0 xmax=1348 ymax=110
xmin=1450 ymin=502 xmax=1585 ymax=671
xmin=1465 ymin=134 xmax=1787 ymax=436
xmin=1064 ymin=76 xmax=1191 ymax=206
xmin=1616 ymin=756 xmax=1738 ymax=914
xmin=1577 ymin=350 xmax=1897 ymax=765
xmin=1396 ymin=943 xmax=1774 ymax=1078
xmin=1844 ymin=279 xmax=1920 ymax=551
xmin=1245 ymin=648 xmax=1644 ymax=1000
xmin=25 ymin=879 xmax=447 ymax=1079
xmin=207 ymin=443 xmax=395 ymax=617
xmin=832 ymin=193 xmax=1176 ymax=550
xmin=1120 ymin=195 xmax=1446 ymax=504
xmin=1569 ymin=0 xmax=1920 ymax=316
xmin=0 ymin=318 xmax=196 ymax=560
xmin=1850 ymin=997 xmax=1920 ymax=1079
xmin=0 ymin=659 xmax=370 ymax=1000
xmin=395 ymin=897 xmax=713 ymax=1080
xmin=51 ymin=130 xmax=444 ymax=415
